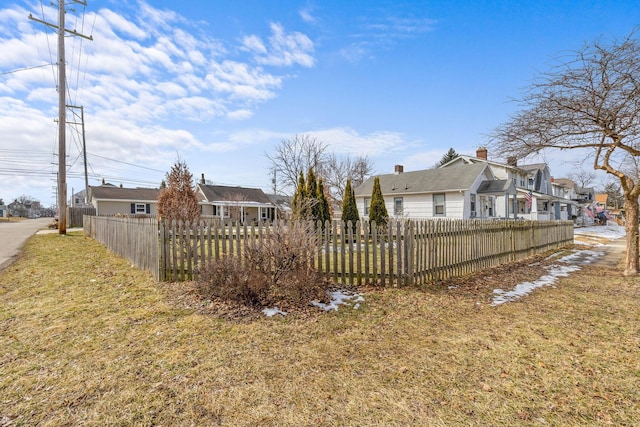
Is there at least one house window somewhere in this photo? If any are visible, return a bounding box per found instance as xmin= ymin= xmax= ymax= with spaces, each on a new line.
xmin=364 ymin=197 xmax=371 ymax=216
xmin=394 ymin=197 xmax=403 ymax=216
xmin=212 ymin=205 xmax=218 ymax=216
xmin=131 ymin=203 xmax=150 ymax=214
xmin=470 ymin=194 xmax=476 ymax=217
xmin=433 ymin=194 xmax=445 ymax=216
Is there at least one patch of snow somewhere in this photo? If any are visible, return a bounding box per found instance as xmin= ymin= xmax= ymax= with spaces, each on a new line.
xmin=263 ymin=307 xmax=287 ymax=317
xmin=491 ymin=249 xmax=604 ymax=306
xmin=574 ymin=225 xmax=625 ymax=240
xmin=312 ymin=290 xmax=364 ymax=311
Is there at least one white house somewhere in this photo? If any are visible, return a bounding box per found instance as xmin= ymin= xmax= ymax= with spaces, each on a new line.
xmin=440 ymin=148 xmax=576 ymax=220
xmin=354 ymin=162 xmax=517 ymax=220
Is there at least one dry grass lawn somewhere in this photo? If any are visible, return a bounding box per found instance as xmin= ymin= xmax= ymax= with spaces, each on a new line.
xmin=1 ymin=232 xmax=639 ymax=426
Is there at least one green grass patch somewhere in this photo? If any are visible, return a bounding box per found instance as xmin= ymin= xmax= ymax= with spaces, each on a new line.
xmin=0 ymin=232 xmax=638 ymax=425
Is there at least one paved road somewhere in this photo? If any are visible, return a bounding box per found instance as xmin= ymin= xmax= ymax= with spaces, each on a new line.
xmin=0 ymin=218 xmax=54 ymax=271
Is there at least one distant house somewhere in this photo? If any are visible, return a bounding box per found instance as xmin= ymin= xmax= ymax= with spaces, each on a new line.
xmin=355 ymin=162 xmax=517 ymax=220
xmin=7 ymin=198 xmax=42 ymax=218
xmin=89 ymin=184 xmax=160 ymax=216
xmin=0 ymin=199 xmax=6 ymax=218
xmin=196 ymin=180 xmax=280 ymax=223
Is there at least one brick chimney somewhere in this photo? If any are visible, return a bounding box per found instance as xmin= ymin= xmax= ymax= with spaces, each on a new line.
xmin=394 ymin=164 xmax=404 ymax=174
xmin=476 ymin=147 xmax=488 ymax=160
xmin=201 ymin=173 xmax=206 ymax=184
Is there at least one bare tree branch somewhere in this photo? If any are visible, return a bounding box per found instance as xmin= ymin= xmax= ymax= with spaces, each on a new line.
xmin=489 ymin=29 xmax=640 ymax=275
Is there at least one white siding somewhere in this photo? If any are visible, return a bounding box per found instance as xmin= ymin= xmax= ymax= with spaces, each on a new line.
xmin=357 ymin=192 xmax=466 ymax=220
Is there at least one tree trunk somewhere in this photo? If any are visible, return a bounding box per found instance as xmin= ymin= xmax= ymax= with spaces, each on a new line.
xmin=623 ymin=198 xmax=639 ymax=276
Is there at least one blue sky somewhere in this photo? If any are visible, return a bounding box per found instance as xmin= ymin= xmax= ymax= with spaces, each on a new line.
xmin=1 ymin=0 xmax=638 ymax=206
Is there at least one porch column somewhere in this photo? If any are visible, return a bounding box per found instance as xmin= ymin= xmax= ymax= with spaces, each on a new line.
xmin=258 ymin=206 xmax=262 ymax=222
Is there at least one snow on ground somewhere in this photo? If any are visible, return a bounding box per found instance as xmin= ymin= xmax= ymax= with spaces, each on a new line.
xmin=312 ymin=290 xmax=365 ymax=311
xmin=491 ymin=223 xmax=625 ymax=306
xmin=574 ymin=224 xmax=626 ymax=242
xmin=491 ymin=249 xmax=603 ymax=306
xmin=263 ymin=290 xmax=364 ymax=317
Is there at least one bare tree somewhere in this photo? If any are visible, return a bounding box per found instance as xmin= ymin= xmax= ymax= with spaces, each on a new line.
xmin=490 ymin=31 xmax=640 ymax=275
xmin=323 ymin=153 xmax=375 ymax=204
xmin=568 ymin=169 xmax=597 ymax=189
xmin=266 ymin=134 xmax=327 ymax=195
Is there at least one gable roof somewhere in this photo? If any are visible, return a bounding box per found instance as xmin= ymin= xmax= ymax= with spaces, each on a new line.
xmin=355 ymin=162 xmax=491 ymax=197
xmin=197 ymin=184 xmax=272 ymax=204
xmin=90 ymin=185 xmax=160 ymax=202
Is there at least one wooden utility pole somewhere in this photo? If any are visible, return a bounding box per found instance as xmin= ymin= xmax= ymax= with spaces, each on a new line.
xmin=29 ymin=1 xmax=92 ymax=234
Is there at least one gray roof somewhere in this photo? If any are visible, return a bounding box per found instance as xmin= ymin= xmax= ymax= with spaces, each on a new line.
xmin=518 ymin=163 xmax=548 ymax=172
xmin=266 ymin=193 xmax=292 ymax=210
xmin=90 ymin=185 xmax=160 ymax=202
xmin=477 ymin=179 xmax=516 ymax=195
xmin=198 ymin=184 xmax=272 ymax=204
xmin=355 ymin=162 xmax=490 ymax=197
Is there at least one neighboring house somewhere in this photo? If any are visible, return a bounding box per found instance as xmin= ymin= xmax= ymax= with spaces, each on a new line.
xmin=0 ymin=199 xmax=6 ymax=218
xmin=265 ymin=193 xmax=293 ymax=220
xmin=89 ymin=184 xmax=160 ymax=216
xmin=69 ymin=189 xmax=92 ymax=208
xmin=196 ymin=180 xmax=279 ymax=223
xmin=440 ymin=148 xmax=576 ymax=220
xmin=355 ymin=162 xmax=517 ymax=220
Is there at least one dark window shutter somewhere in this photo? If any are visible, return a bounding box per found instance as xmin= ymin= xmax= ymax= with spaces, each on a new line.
xmin=146 ymin=204 xmax=150 ymax=214
xmin=130 ymin=203 xmax=135 ymax=214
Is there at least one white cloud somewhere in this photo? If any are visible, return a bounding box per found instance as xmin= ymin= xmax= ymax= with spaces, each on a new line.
xmin=227 ymin=109 xmax=254 ymax=120
xmin=243 ymin=23 xmax=315 ymax=68
xmin=299 ymin=7 xmax=318 ymax=24
xmin=0 ymin=2 xmax=317 ymax=203
xmin=309 ymin=127 xmax=408 ymax=156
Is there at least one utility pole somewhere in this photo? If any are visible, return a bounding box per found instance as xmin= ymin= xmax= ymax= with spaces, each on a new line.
xmin=29 ymin=1 xmax=92 ymax=234
xmin=68 ymin=105 xmax=89 ymax=204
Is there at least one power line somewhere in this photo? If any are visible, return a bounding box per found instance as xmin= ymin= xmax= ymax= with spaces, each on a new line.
xmin=0 ymin=63 xmax=56 ymax=75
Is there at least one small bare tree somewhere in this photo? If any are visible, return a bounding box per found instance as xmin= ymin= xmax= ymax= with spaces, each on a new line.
xmin=490 ymin=30 xmax=640 ymax=275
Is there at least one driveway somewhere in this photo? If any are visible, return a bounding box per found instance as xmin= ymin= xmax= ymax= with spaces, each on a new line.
xmin=0 ymin=218 xmax=54 ymax=271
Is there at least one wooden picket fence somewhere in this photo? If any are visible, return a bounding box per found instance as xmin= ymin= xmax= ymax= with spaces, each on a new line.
xmin=83 ymin=216 xmax=574 ymax=285
xmin=157 ymin=218 xmax=574 ymax=285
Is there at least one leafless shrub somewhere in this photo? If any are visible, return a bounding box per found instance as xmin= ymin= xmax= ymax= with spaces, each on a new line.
xmin=196 ymin=220 xmax=329 ymax=309
xmin=196 ymin=256 xmax=268 ymax=307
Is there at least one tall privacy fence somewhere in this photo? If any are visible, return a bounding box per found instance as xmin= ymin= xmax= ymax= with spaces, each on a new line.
xmin=84 ymin=216 xmax=574 ymax=286
xmin=67 ymin=207 xmax=96 ymax=228
xmin=84 ymin=216 xmax=160 ymax=280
